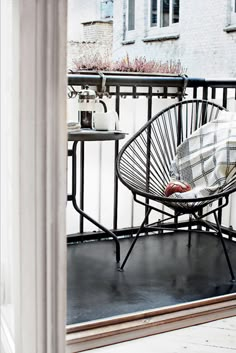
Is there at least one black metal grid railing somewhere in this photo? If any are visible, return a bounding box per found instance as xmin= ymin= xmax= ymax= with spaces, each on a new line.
xmin=67 ymin=73 xmax=236 ymax=242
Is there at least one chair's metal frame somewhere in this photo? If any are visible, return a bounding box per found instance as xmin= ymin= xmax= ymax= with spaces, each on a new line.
xmin=116 ymin=99 xmax=236 ymax=280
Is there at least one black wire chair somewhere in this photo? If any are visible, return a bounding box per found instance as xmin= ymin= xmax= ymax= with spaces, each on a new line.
xmin=116 ymin=99 xmax=236 ymax=280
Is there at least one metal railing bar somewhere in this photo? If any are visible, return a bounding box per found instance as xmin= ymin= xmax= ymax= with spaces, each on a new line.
xmin=67 ymin=218 xmax=236 ymax=243
xmin=211 ymin=87 xmax=216 ymax=99
xmin=113 ymin=85 xmax=120 ymax=230
xmin=145 ymin=86 xmax=153 ymax=225
xmin=80 ymin=141 xmax=85 ymax=233
xmin=193 ymin=87 xmax=197 ymax=98
xmin=68 ymin=74 xmax=236 ymax=89
xmin=223 ymin=87 xmax=228 ymax=108
xmin=205 ymin=79 xmax=236 ymax=88
xmin=107 ymin=92 xmax=179 ymax=97
xmin=68 ymin=74 xmax=205 ymax=87
xmin=217 ymin=87 xmax=229 ymax=225
xmin=203 ymin=86 xmax=208 ymax=100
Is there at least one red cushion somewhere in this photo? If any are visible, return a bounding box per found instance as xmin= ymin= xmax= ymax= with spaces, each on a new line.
xmin=165 ymin=180 xmax=192 ymax=197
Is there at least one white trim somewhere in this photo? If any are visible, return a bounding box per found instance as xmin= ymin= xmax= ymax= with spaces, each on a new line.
xmin=66 ymin=295 xmax=236 ymax=353
xmin=147 ymin=0 xmax=179 ymax=38
xmin=0 ymin=0 xmax=67 ymax=352
xmin=16 ymin=0 xmax=67 ymax=351
xmin=1 ymin=312 xmax=14 ymax=353
xmin=1 ymin=0 xmax=18 ymax=351
xmin=231 ymin=0 xmax=236 ymax=24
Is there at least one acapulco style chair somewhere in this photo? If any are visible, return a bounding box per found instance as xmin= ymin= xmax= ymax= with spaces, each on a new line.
xmin=116 ymin=99 xmax=236 ymax=280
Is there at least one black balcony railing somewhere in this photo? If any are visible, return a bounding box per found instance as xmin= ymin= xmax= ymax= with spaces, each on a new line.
xmin=67 ymin=72 xmax=236 ymax=243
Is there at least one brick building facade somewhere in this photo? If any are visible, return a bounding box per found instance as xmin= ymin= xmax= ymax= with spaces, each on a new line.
xmin=113 ymin=0 xmax=236 ymax=78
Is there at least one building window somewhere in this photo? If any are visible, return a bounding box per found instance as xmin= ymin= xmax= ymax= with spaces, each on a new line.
xmin=150 ymin=0 xmax=157 ymax=27
xmin=160 ymin=0 xmax=170 ymax=27
xmin=100 ymin=0 xmax=113 ymax=19
xmin=150 ymin=0 xmax=179 ymax=28
xmin=172 ymin=0 xmax=179 ymax=23
xmin=230 ymin=0 xmax=236 ymax=24
xmin=128 ymin=0 xmax=135 ymax=30
xmin=233 ymin=0 xmax=236 ymax=15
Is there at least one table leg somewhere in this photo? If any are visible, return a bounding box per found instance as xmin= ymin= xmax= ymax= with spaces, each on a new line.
xmin=67 ymin=141 xmax=120 ymax=263
xmin=79 ymin=141 xmax=84 ymax=233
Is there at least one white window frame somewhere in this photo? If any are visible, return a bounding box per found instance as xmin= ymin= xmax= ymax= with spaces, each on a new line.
xmin=1 ymin=1 xmax=67 ymax=353
xmin=2 ymin=1 xmax=236 ymax=353
xmin=231 ymin=0 xmax=236 ymax=24
xmin=149 ymin=0 xmax=179 ymax=29
xmin=124 ymin=0 xmax=136 ymax=42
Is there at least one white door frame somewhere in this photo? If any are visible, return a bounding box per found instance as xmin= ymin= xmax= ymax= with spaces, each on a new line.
xmin=2 ymin=1 xmax=236 ymax=353
xmin=1 ymin=0 xmax=67 ymax=352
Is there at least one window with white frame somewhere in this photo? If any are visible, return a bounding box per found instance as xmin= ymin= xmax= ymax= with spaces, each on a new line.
xmin=150 ymin=0 xmax=179 ymax=28
xmin=128 ymin=0 xmax=135 ymax=30
xmin=100 ymin=0 xmax=113 ymax=20
xmin=231 ymin=0 xmax=236 ymax=24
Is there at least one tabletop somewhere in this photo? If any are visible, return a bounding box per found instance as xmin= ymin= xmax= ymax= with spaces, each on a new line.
xmin=68 ymin=129 xmax=126 ymax=142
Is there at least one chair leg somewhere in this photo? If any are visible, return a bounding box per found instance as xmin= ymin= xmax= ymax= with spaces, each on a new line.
xmin=188 ymin=215 xmax=192 ymax=248
xmin=213 ymin=212 xmax=235 ymax=282
xmin=119 ymin=208 xmax=152 ymax=271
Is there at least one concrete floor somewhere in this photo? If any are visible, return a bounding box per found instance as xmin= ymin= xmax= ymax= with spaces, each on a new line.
xmin=67 ymin=232 xmax=236 ymax=325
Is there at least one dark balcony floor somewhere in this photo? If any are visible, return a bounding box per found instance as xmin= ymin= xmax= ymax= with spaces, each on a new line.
xmin=67 ymin=231 xmax=236 ymax=325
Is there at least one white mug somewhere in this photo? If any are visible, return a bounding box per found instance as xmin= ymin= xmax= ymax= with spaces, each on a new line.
xmin=93 ymin=111 xmax=117 ymax=131
xmin=108 ymin=111 xmax=119 ymax=130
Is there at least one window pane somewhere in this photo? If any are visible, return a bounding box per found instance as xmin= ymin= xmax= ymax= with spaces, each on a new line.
xmin=150 ymin=0 xmax=157 ymax=27
xmin=235 ymin=0 xmax=236 ymax=12
xmin=128 ymin=0 xmax=135 ymax=30
xmin=160 ymin=0 xmax=169 ymax=27
xmin=101 ymin=0 xmax=113 ymax=19
xmin=172 ymin=0 xmax=179 ymax=23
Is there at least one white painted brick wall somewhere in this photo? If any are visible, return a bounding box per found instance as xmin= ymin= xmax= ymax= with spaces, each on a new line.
xmin=67 ymin=22 xmax=113 ymax=69
xmin=68 ymin=0 xmax=101 ymax=41
xmin=113 ymin=0 xmax=236 ymax=78
xmin=83 ymin=21 xmax=113 ymax=42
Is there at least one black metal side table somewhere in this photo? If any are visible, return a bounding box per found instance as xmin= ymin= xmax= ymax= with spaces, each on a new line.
xmin=67 ymin=130 xmax=126 ymax=263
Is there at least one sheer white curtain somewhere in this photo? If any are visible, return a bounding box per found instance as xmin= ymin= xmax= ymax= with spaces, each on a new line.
xmin=1 ymin=1 xmax=17 ymax=350
xmin=0 ymin=1 xmax=67 ymax=352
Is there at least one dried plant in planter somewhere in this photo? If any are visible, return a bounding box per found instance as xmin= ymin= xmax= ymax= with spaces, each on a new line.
xmin=72 ymin=51 xmax=187 ymax=75
xmin=112 ymin=55 xmax=186 ymax=74
xmin=71 ymin=44 xmax=113 ymax=71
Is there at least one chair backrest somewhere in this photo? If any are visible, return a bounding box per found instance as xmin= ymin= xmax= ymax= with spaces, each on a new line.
xmin=116 ymin=99 xmax=227 ymax=203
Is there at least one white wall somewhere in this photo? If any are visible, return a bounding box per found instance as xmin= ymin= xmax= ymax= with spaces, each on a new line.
xmin=113 ymin=0 xmax=236 ymax=78
xmin=68 ymin=0 xmax=101 ymax=41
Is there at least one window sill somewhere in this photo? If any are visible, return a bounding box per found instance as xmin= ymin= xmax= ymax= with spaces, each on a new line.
xmin=122 ymin=40 xmax=135 ymax=45
xmin=142 ymin=34 xmax=180 ymax=42
xmin=224 ymin=25 xmax=236 ymax=33
xmin=66 ymin=295 xmax=236 ymax=352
